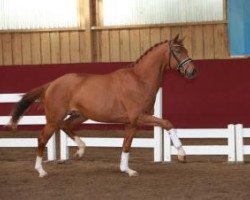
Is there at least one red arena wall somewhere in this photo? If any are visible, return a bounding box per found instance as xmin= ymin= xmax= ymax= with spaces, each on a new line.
xmin=0 ymin=58 xmax=249 ymax=129
xmin=163 ymin=58 xmax=250 ymax=128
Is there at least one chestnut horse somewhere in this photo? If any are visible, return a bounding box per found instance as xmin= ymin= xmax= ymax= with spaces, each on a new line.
xmin=9 ymin=34 xmax=197 ymax=177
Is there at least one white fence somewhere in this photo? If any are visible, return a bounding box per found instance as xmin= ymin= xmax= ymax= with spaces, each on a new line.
xmin=164 ymin=125 xmax=236 ymax=162
xmin=0 ymin=93 xmax=56 ymax=161
xmin=1 ymin=93 xmax=250 ymax=163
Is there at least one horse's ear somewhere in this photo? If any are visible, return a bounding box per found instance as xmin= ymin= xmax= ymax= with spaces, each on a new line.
xmin=173 ymin=34 xmax=180 ymax=42
xmin=179 ymin=36 xmax=186 ymax=44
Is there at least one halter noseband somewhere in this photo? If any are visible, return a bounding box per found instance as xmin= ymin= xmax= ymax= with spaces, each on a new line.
xmin=169 ymin=41 xmax=193 ymax=74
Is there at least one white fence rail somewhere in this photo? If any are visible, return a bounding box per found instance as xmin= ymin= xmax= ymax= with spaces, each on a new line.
xmin=60 ymin=131 xmax=155 ymax=160
xmin=164 ymin=125 xmax=236 ymax=162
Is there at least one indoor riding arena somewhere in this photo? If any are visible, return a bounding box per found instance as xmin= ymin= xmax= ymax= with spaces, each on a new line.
xmin=1 ymin=0 xmax=250 ymax=199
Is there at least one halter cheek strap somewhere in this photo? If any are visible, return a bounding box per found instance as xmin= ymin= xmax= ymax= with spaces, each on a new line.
xmin=169 ymin=41 xmax=193 ymax=75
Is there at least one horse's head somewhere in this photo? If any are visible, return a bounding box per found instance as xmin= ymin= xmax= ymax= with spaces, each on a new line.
xmin=168 ymin=34 xmax=197 ymax=79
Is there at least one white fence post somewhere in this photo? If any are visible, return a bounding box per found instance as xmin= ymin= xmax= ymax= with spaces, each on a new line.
xmin=235 ymin=124 xmax=244 ymax=162
xmin=46 ymin=133 xmax=56 ymax=161
xmin=227 ymin=124 xmax=236 ymax=162
xmin=163 ymin=130 xmax=171 ymax=162
xmin=154 ymin=88 xmax=163 ymax=162
xmin=60 ymin=130 xmax=69 ymax=160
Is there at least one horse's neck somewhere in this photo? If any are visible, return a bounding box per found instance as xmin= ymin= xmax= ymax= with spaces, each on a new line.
xmin=133 ymin=46 xmax=167 ymax=91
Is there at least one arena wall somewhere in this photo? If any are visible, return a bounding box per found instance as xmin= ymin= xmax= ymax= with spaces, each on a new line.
xmin=0 ymin=58 xmax=249 ymax=130
xmin=0 ymin=0 xmax=229 ymax=65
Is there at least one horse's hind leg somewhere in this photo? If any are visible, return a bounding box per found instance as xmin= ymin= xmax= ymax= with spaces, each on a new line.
xmin=35 ymin=123 xmax=58 ymax=177
xmin=61 ymin=113 xmax=87 ymax=158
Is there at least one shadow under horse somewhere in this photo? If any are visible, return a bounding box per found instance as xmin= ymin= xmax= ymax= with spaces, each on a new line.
xmin=9 ymin=34 xmax=197 ymax=177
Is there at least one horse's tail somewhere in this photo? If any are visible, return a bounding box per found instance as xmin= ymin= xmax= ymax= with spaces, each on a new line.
xmin=9 ymin=83 xmax=50 ymax=130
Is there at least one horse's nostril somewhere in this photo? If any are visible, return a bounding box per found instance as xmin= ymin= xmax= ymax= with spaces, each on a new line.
xmin=186 ymin=68 xmax=198 ymax=79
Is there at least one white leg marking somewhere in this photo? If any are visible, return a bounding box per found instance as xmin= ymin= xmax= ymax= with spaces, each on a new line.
xmin=35 ymin=156 xmax=48 ymax=177
xmin=120 ymin=152 xmax=138 ymax=177
xmin=74 ymin=136 xmax=86 ymax=157
xmin=169 ymin=129 xmax=186 ymax=158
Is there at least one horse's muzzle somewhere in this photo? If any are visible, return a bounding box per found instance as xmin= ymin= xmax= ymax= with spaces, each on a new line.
xmin=186 ymin=68 xmax=198 ymax=79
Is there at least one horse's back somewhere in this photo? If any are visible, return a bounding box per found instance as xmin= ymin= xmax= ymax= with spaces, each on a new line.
xmin=46 ymin=69 xmax=129 ymax=98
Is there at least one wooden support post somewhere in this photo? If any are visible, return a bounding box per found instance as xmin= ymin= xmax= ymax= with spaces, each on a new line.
xmin=79 ymin=0 xmax=94 ymax=62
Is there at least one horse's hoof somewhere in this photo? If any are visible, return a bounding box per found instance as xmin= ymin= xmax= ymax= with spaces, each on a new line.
xmin=129 ymin=171 xmax=138 ymax=177
xmin=177 ymin=155 xmax=186 ymax=163
xmin=74 ymin=149 xmax=84 ymax=160
xmin=38 ymin=171 xmax=48 ymax=178
xmin=73 ymin=154 xmax=81 ymax=160
xmin=127 ymin=169 xmax=139 ymax=177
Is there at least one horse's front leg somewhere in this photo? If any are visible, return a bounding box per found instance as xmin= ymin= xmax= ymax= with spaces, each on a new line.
xmin=138 ymin=114 xmax=186 ymax=162
xmin=120 ymin=125 xmax=138 ymax=177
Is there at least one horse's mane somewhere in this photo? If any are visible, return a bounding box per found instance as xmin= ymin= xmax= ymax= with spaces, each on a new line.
xmin=130 ymin=39 xmax=169 ymax=67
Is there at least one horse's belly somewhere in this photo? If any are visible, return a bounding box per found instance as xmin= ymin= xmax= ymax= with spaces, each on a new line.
xmin=71 ymin=90 xmax=128 ymax=123
xmin=79 ymin=104 xmax=128 ymax=123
